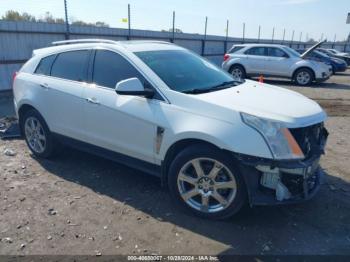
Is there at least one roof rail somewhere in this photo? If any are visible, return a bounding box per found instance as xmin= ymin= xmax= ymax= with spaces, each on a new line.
xmin=52 ymin=39 xmax=118 ymax=46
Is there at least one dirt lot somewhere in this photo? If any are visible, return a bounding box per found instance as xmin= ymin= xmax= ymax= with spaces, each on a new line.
xmin=1 ymin=71 xmax=350 ymax=256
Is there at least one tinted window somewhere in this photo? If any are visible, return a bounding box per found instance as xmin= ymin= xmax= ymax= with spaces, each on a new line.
xmin=268 ymin=48 xmax=288 ymax=58
xmin=245 ymin=47 xmax=266 ymax=56
xmin=35 ymin=55 xmax=56 ymax=76
xmin=136 ymin=50 xmax=239 ymax=93
xmin=282 ymin=46 xmax=301 ymax=57
xmin=51 ymin=50 xmax=89 ymax=81
xmin=93 ymin=50 xmax=145 ymax=88
xmin=229 ymin=46 xmax=244 ymax=54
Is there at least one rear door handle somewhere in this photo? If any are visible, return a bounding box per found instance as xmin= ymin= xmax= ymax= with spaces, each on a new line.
xmin=86 ymin=97 xmax=100 ymax=105
xmin=40 ymin=83 xmax=50 ymax=90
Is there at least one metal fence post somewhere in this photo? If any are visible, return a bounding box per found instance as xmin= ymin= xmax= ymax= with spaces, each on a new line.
xmin=127 ymin=4 xmax=131 ymax=40
xmin=64 ymin=0 xmax=70 ymax=40
xmin=242 ymin=23 xmax=245 ymax=43
xmin=201 ymin=16 xmax=208 ymax=56
xmin=298 ymin=32 xmax=302 ymax=48
xmin=171 ymin=11 xmax=175 ymax=43
xmin=332 ymin=34 xmax=336 ymax=48
xmin=224 ymin=19 xmax=229 ymax=52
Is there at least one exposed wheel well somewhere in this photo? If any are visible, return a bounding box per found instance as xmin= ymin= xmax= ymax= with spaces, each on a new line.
xmin=292 ymin=67 xmax=315 ymax=81
xmin=161 ymin=139 xmax=223 ymax=187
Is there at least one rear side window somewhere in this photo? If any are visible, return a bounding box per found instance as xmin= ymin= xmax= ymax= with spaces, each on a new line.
xmin=92 ymin=50 xmax=145 ymax=88
xmin=245 ymin=47 xmax=267 ymax=56
xmin=51 ymin=50 xmax=90 ymax=82
xmin=35 ymin=55 xmax=56 ymax=76
xmin=229 ymin=46 xmax=244 ymax=54
xmin=268 ymin=48 xmax=288 ymax=58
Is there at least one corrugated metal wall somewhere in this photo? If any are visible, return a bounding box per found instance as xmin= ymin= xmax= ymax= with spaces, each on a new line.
xmin=0 ymin=20 xmax=349 ymax=91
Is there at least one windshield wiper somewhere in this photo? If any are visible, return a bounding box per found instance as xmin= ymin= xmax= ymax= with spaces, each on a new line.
xmin=182 ymin=80 xmax=243 ymax=94
xmin=210 ymin=80 xmax=243 ymax=89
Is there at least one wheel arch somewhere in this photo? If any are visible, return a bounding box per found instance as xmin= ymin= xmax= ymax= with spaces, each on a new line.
xmin=229 ymin=63 xmax=247 ymax=74
xmin=18 ymin=103 xmax=43 ymax=135
xmin=160 ymin=138 xmax=230 ymax=187
xmin=292 ymin=66 xmax=316 ymax=81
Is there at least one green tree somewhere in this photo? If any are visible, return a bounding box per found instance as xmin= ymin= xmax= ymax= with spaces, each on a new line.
xmin=1 ymin=10 xmax=36 ymax=22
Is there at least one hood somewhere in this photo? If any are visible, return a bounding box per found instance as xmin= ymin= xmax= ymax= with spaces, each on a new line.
xmin=194 ymin=80 xmax=327 ymax=128
xmin=301 ymin=40 xmax=326 ymax=59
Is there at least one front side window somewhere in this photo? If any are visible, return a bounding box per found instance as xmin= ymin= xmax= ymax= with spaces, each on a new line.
xmin=51 ymin=50 xmax=90 ymax=82
xmin=268 ymin=48 xmax=288 ymax=58
xmin=92 ymin=50 xmax=145 ymax=89
xmin=282 ymin=47 xmax=301 ymax=57
xmin=245 ymin=47 xmax=267 ymax=56
xmin=35 ymin=55 xmax=56 ymax=76
xmin=135 ymin=49 xmax=239 ymax=93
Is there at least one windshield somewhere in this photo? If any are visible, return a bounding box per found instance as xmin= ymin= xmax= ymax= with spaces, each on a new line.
xmin=135 ymin=49 xmax=241 ymax=93
xmin=328 ymin=49 xmax=338 ymax=54
xmin=282 ymin=46 xmax=301 ymax=57
xmin=319 ymin=49 xmax=333 ymax=56
xmin=313 ymin=50 xmax=329 ymax=58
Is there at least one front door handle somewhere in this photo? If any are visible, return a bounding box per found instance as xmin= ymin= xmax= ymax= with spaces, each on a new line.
xmin=40 ymin=83 xmax=50 ymax=90
xmin=86 ymin=97 xmax=100 ymax=105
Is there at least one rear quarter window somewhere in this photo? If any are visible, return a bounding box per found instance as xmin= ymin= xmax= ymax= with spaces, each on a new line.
xmin=229 ymin=46 xmax=244 ymax=54
xmin=34 ymin=55 xmax=56 ymax=76
xmin=51 ymin=50 xmax=90 ymax=82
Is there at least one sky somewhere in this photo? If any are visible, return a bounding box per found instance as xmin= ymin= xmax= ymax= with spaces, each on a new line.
xmin=0 ymin=0 xmax=349 ymax=41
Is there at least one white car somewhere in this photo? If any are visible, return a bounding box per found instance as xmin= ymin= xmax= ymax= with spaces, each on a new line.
xmin=222 ymin=43 xmax=332 ymax=86
xmin=13 ymin=39 xmax=328 ymax=219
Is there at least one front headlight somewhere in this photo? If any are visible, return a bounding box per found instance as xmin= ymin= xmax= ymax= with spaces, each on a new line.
xmin=241 ymin=113 xmax=304 ymax=160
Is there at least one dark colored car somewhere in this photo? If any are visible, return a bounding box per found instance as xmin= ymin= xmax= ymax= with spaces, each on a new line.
xmin=297 ymin=49 xmax=347 ymax=74
xmin=317 ymin=48 xmax=350 ymax=66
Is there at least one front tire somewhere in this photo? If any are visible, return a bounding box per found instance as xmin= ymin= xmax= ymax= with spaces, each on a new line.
xmin=229 ymin=65 xmax=246 ymax=81
xmin=20 ymin=109 xmax=57 ymax=158
xmin=294 ymin=68 xmax=314 ymax=86
xmin=168 ymin=144 xmax=247 ymax=219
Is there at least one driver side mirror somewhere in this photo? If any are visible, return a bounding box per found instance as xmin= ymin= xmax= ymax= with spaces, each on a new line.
xmin=115 ymin=78 xmax=154 ymax=98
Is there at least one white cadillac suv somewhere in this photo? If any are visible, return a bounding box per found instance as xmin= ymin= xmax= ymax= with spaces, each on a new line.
xmin=222 ymin=43 xmax=332 ymax=86
xmin=13 ymin=39 xmax=328 ymax=219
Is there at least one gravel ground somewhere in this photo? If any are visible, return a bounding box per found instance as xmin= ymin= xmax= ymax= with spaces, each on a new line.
xmin=0 ymin=71 xmax=350 ymax=256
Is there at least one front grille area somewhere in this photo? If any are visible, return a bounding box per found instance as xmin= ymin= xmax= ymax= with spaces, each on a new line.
xmin=289 ymin=123 xmax=327 ymax=158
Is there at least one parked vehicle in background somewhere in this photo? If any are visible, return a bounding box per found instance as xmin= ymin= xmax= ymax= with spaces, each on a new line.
xmin=222 ymin=42 xmax=332 ymax=86
xmin=13 ymin=39 xmax=328 ymax=219
xmin=318 ymin=48 xmax=350 ymax=66
xmin=326 ymin=48 xmax=350 ymax=57
xmin=296 ymin=49 xmax=347 ymax=74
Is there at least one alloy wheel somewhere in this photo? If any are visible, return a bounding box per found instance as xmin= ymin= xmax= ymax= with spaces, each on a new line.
xmin=177 ymin=158 xmax=237 ymax=213
xmin=231 ymin=68 xmax=243 ymax=81
xmin=24 ymin=117 xmax=47 ymax=154
xmin=296 ymin=71 xmax=311 ymax=85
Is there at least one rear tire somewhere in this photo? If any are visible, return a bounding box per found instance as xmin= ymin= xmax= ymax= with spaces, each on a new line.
xmin=229 ymin=65 xmax=246 ymax=81
xmin=20 ymin=109 xmax=58 ymax=158
xmin=168 ymin=144 xmax=247 ymax=219
xmin=293 ymin=68 xmax=314 ymax=86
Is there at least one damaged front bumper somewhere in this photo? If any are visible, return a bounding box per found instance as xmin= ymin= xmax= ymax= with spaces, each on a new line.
xmin=236 ymin=125 xmax=328 ymax=206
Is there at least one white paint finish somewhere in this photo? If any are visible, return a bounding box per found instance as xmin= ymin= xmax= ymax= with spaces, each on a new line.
xmin=82 ymin=85 xmax=158 ymax=163
xmin=13 ymin=40 xmax=328 ymax=167
xmin=115 ymin=77 xmax=144 ymax=92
